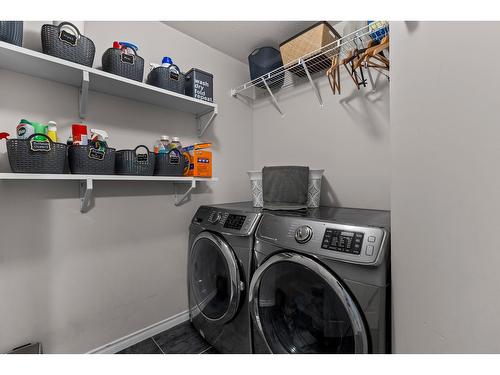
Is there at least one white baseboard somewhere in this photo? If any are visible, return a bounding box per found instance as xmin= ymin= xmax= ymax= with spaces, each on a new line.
xmin=87 ymin=310 xmax=190 ymax=354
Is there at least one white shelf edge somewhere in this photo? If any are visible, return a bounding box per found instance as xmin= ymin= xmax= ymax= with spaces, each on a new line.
xmin=0 ymin=41 xmax=217 ymax=117
xmin=0 ymin=173 xmax=218 ymax=182
xmin=0 ymin=173 xmax=218 ymax=211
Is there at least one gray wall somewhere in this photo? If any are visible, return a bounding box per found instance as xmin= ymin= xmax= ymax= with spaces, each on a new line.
xmin=0 ymin=21 xmax=253 ymax=353
xmin=251 ymin=22 xmax=390 ymax=210
xmin=391 ymin=21 xmax=500 ymax=353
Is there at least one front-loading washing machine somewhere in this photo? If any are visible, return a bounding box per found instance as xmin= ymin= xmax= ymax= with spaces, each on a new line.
xmin=249 ymin=207 xmax=391 ymax=354
xmin=188 ymin=202 xmax=262 ymax=354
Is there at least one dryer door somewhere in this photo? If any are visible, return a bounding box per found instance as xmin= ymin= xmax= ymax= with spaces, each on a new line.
xmin=249 ymin=252 xmax=369 ymax=354
xmin=189 ymin=231 xmax=242 ymax=324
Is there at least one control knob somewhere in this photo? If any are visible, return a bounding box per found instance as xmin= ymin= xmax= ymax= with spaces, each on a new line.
xmin=209 ymin=211 xmax=222 ymax=224
xmin=295 ymin=225 xmax=313 ymax=244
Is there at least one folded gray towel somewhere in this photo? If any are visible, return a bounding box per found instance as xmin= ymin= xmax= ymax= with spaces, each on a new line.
xmin=262 ymin=166 xmax=309 ymax=210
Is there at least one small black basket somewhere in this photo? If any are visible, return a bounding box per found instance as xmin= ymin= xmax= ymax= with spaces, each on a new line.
xmin=68 ymin=141 xmax=116 ymax=175
xmin=248 ymin=47 xmax=284 ymax=89
xmin=6 ymin=133 xmax=67 ymax=174
xmin=102 ymin=47 xmax=144 ymax=82
xmin=154 ymin=148 xmax=188 ymax=176
xmin=41 ymin=22 xmax=95 ymax=67
xmin=0 ymin=21 xmax=23 ymax=46
xmin=146 ymin=65 xmax=185 ymax=94
xmin=115 ymin=145 xmax=155 ymax=175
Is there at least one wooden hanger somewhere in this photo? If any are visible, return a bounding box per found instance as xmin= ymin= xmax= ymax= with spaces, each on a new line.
xmin=355 ymin=35 xmax=390 ymax=71
xmin=326 ymin=54 xmax=341 ymax=94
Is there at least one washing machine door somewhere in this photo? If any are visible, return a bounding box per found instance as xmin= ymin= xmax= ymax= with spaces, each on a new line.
xmin=249 ymin=252 xmax=369 ymax=354
xmin=189 ymin=231 xmax=242 ymax=324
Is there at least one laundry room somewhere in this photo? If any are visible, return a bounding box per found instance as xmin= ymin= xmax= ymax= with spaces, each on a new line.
xmin=1 ymin=1 xmax=499 ymax=374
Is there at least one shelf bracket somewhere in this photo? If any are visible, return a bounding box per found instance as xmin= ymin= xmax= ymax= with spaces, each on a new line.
xmin=79 ymin=178 xmax=93 ymax=213
xmin=262 ymin=77 xmax=284 ymax=116
xmin=79 ymin=70 xmax=90 ymax=119
xmin=174 ymin=179 xmax=196 ymax=206
xmin=196 ymin=107 xmax=218 ymax=137
xmin=301 ymin=60 xmax=323 ymax=108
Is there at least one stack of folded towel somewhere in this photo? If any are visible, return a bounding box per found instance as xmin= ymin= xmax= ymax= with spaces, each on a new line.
xmin=262 ymin=166 xmax=309 ymax=210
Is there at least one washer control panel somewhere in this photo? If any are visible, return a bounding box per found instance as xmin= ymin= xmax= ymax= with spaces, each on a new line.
xmin=321 ymin=229 xmax=364 ymax=255
xmin=224 ymin=214 xmax=247 ymax=230
xmin=193 ymin=206 xmax=261 ymax=236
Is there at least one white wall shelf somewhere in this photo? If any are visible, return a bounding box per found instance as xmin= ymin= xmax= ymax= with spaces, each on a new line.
xmin=0 ymin=173 xmax=218 ymax=212
xmin=230 ymin=21 xmax=389 ymax=116
xmin=0 ymin=41 xmax=218 ymax=137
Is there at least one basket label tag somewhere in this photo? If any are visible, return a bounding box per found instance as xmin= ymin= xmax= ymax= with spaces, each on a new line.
xmin=121 ymin=53 xmax=135 ymax=65
xmin=89 ymin=147 xmax=106 ymax=160
xmin=168 ymin=151 xmax=180 ymax=165
xmin=137 ymin=153 xmax=148 ymax=163
xmin=169 ymin=69 xmax=179 ymax=81
xmin=59 ymin=30 xmax=78 ymax=46
xmin=30 ymin=140 xmax=51 ymax=152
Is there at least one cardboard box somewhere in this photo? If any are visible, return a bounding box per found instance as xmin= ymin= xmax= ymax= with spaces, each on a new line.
xmin=182 ymin=143 xmax=212 ymax=177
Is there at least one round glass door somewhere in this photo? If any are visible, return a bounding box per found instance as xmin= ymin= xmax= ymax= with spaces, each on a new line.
xmin=250 ymin=253 xmax=368 ymax=354
xmin=189 ymin=232 xmax=241 ymax=323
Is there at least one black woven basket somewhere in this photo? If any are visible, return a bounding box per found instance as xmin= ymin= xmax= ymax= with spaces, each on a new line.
xmin=6 ymin=133 xmax=67 ymax=174
xmin=154 ymin=148 xmax=188 ymax=176
xmin=115 ymin=145 xmax=155 ymax=175
xmin=41 ymin=22 xmax=95 ymax=67
xmin=102 ymin=47 xmax=144 ymax=82
xmin=146 ymin=64 xmax=185 ymax=94
xmin=0 ymin=21 xmax=23 ymax=46
xmin=68 ymin=142 xmax=116 ymax=175
xmin=248 ymin=47 xmax=284 ymax=89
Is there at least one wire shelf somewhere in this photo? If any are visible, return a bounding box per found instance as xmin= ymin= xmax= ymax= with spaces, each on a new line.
xmin=231 ymin=21 xmax=389 ymax=107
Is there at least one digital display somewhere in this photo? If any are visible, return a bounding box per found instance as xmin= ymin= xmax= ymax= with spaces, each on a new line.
xmin=223 ymin=214 xmax=246 ymax=230
xmin=321 ymin=229 xmax=364 ymax=255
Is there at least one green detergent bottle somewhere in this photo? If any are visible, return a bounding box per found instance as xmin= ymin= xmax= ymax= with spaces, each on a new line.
xmin=31 ymin=122 xmax=48 ymax=141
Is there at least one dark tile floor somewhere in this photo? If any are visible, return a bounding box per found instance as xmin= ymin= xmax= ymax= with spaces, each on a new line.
xmin=117 ymin=321 xmax=219 ymax=354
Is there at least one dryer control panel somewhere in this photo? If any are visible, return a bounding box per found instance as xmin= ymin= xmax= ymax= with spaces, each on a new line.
xmin=256 ymin=213 xmax=389 ymax=266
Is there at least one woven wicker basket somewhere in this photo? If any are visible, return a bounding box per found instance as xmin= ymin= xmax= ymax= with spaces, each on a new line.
xmin=154 ymin=148 xmax=188 ymax=176
xmin=41 ymin=22 xmax=95 ymax=67
xmin=279 ymin=22 xmax=341 ymax=77
xmin=0 ymin=21 xmax=23 ymax=46
xmin=102 ymin=47 xmax=144 ymax=82
xmin=146 ymin=64 xmax=185 ymax=94
xmin=115 ymin=145 xmax=155 ymax=175
xmin=6 ymin=133 xmax=67 ymax=174
xmin=68 ymin=142 xmax=115 ymax=175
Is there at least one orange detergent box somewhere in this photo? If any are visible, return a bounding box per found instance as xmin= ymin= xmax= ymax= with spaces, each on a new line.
xmin=182 ymin=142 xmax=212 ymax=177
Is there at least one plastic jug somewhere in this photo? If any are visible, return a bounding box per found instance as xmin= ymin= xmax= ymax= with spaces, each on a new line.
xmin=47 ymin=121 xmax=57 ymax=142
xmin=169 ymin=137 xmax=182 ymax=151
xmin=154 ymin=135 xmax=170 ymax=154
xmin=31 ymin=122 xmax=48 ymax=141
xmin=149 ymin=56 xmax=174 ymax=71
xmin=16 ymin=119 xmax=34 ymax=139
